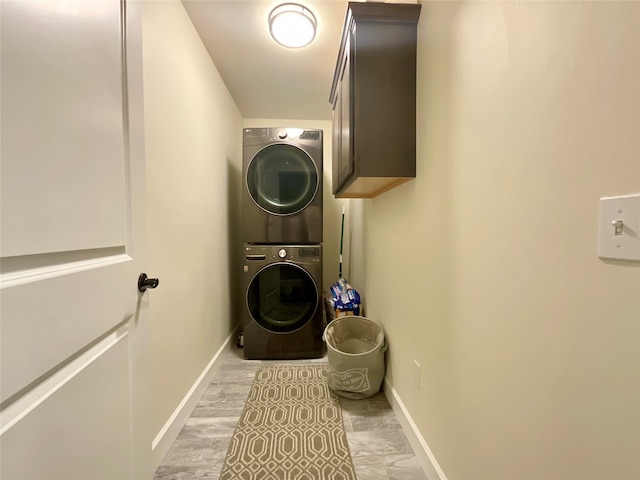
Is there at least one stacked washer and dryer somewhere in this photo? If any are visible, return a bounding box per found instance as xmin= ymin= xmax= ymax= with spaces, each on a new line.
xmin=241 ymin=128 xmax=324 ymax=359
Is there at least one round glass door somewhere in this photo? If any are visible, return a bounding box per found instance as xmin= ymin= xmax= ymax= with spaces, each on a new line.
xmin=247 ymin=263 xmax=318 ymax=333
xmin=246 ymin=144 xmax=318 ymax=215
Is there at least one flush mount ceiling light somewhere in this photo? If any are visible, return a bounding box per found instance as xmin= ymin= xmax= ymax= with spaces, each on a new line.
xmin=269 ymin=3 xmax=317 ymax=49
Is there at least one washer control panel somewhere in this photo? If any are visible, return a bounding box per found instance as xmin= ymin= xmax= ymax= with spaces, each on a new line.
xmin=244 ymin=245 xmax=321 ymax=263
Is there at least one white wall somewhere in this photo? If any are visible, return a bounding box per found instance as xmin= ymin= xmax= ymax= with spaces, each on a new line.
xmin=140 ymin=0 xmax=243 ymax=452
xmin=243 ymin=119 xmax=349 ymax=291
xmin=351 ymin=1 xmax=640 ymax=478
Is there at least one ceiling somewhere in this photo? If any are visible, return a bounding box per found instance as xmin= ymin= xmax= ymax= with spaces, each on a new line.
xmin=182 ymin=1 xmax=349 ymax=121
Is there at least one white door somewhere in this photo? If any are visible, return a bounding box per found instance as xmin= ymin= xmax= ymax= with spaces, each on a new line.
xmin=0 ymin=1 xmax=151 ymax=479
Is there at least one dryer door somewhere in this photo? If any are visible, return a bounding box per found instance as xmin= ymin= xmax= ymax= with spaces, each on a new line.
xmin=246 ymin=144 xmax=318 ymax=215
xmin=247 ymin=262 xmax=318 ymax=333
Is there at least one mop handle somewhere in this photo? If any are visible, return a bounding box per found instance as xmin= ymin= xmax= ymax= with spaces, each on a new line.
xmin=339 ymin=206 xmax=345 ymax=278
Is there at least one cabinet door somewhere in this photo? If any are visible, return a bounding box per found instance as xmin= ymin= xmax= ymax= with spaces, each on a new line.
xmin=332 ymin=87 xmax=342 ymax=195
xmin=337 ymin=36 xmax=352 ymax=190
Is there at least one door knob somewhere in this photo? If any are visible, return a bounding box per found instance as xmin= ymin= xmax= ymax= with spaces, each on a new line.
xmin=138 ymin=273 xmax=159 ymax=293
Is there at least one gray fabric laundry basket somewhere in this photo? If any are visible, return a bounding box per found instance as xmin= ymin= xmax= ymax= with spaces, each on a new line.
xmin=323 ymin=316 xmax=387 ymax=399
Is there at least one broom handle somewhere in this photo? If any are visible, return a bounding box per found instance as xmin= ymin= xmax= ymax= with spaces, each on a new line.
xmin=339 ymin=206 xmax=345 ymax=278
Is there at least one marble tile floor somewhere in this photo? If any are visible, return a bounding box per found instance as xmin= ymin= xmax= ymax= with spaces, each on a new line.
xmin=154 ymin=345 xmax=428 ymax=480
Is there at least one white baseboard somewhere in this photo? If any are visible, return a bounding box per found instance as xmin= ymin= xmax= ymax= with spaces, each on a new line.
xmin=151 ymin=328 xmax=238 ymax=470
xmin=383 ymin=379 xmax=448 ymax=480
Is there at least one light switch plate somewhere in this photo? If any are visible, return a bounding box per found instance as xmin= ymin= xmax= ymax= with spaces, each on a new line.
xmin=598 ymin=194 xmax=640 ymax=261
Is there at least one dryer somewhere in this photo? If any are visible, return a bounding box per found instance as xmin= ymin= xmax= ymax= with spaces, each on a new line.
xmin=242 ymin=244 xmax=324 ymax=359
xmin=243 ymin=128 xmax=323 ymax=244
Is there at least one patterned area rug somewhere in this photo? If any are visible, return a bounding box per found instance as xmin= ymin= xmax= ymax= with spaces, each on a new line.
xmin=220 ymin=365 xmax=356 ymax=480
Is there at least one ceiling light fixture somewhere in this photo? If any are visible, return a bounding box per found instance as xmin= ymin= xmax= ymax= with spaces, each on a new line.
xmin=269 ymin=3 xmax=317 ymax=49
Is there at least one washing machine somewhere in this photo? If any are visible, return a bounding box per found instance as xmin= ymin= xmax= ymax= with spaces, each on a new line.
xmin=243 ymin=128 xmax=323 ymax=244
xmin=242 ymin=244 xmax=324 ymax=359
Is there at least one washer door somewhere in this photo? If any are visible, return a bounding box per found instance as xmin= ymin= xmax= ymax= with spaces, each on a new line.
xmin=246 ymin=144 xmax=318 ymax=215
xmin=247 ymin=262 xmax=318 ymax=333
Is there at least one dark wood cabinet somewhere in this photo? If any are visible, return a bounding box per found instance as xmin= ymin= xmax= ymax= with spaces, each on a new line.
xmin=329 ymin=2 xmax=421 ymax=198
xmin=332 ymin=33 xmax=352 ymax=193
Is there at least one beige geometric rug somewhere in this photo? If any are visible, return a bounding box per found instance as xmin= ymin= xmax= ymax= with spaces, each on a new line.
xmin=219 ymin=365 xmax=356 ymax=480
